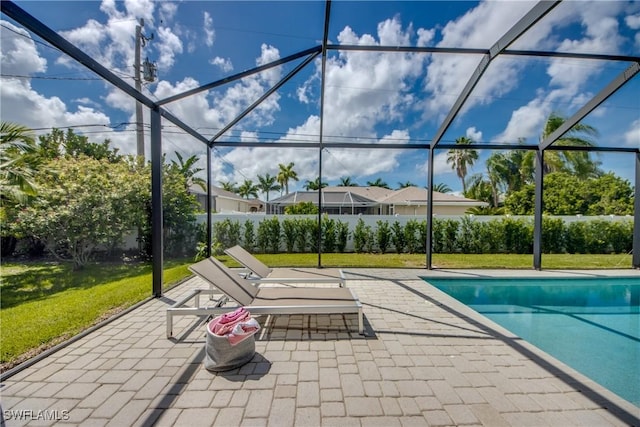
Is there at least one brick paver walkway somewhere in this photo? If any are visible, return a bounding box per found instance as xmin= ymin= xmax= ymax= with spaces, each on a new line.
xmin=1 ymin=269 xmax=639 ymax=426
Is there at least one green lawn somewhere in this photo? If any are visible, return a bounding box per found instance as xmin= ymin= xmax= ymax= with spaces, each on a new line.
xmin=0 ymin=252 xmax=634 ymax=370
xmin=0 ymin=260 xmax=191 ymax=371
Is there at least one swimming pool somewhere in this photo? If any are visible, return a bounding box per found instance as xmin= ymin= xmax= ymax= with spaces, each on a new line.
xmin=423 ymin=276 xmax=640 ymax=407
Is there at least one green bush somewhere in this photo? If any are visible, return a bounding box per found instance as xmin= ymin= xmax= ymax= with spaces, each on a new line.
xmin=243 ymin=220 xmax=255 ymax=251
xmin=322 ymin=216 xmax=337 ymax=253
xmin=432 ymin=218 xmax=445 ymax=252
xmin=363 ymin=224 xmax=375 ymax=253
xmin=376 ymin=220 xmax=392 ymax=254
xmin=404 ymin=220 xmax=421 ymax=254
xmin=502 ymin=217 xmax=532 ymax=254
xmin=607 ymin=220 xmax=633 ymax=253
xmin=282 ymin=218 xmax=297 ymax=252
xmin=295 ymin=218 xmax=312 ymax=253
xmin=484 ymin=220 xmax=504 ymax=253
xmin=442 ymin=219 xmax=459 ymax=253
xmin=336 ymin=220 xmax=350 ymax=253
xmin=417 ymin=220 xmax=427 ymax=253
xmin=542 ymin=217 xmax=565 ymax=253
xmin=565 ymin=221 xmax=588 ymax=254
xmin=353 ymin=219 xmax=368 ymax=253
xmin=391 ymin=221 xmax=406 ymax=254
xmin=308 ymin=219 xmax=320 ymax=253
xmin=212 ymin=218 xmax=242 ymax=249
xmin=585 ymin=220 xmax=610 ymax=254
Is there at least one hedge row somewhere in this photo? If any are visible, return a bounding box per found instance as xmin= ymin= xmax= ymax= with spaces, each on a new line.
xmin=206 ymin=216 xmax=633 ymax=255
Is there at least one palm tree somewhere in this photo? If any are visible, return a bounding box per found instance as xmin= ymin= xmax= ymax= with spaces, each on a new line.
xmin=338 ymin=176 xmax=358 ymax=187
xmin=171 ymin=152 xmax=206 ymax=191
xmin=0 ymin=122 xmax=38 ymax=205
xmin=432 ymin=182 xmax=452 ymax=193
xmin=237 ymin=179 xmax=259 ymax=199
xmin=446 ymin=136 xmax=479 ymax=193
xmin=257 ymin=173 xmax=281 ymax=202
xmin=366 ymin=178 xmax=390 ymax=189
xmin=397 ymin=181 xmax=416 ymax=189
xmin=525 ymin=112 xmax=601 ymax=179
xmin=464 ymin=173 xmax=494 ymax=206
xmin=277 ymin=162 xmax=299 ymax=194
xmin=219 ymin=180 xmax=238 ymax=193
xmin=304 ymin=177 xmax=328 ymax=190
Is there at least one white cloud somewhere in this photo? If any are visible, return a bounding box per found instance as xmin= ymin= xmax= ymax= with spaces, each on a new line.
xmin=0 ymin=21 xmax=47 ymax=75
xmin=495 ymin=97 xmax=549 ymax=144
xmin=73 ymin=97 xmax=103 ymax=109
xmin=222 ymin=17 xmax=440 ymax=188
xmin=210 ymin=56 xmax=233 ymax=73
xmin=0 ymin=78 xmax=111 ymax=136
xmin=625 ymin=14 xmax=640 ymax=29
xmin=156 ymin=26 xmax=183 ymax=69
xmin=466 ymin=127 xmax=482 ymax=142
xmin=203 ymin=12 xmax=215 ymax=47
xmin=496 ymin=1 xmax=629 ymax=145
xmin=422 ymin=1 xmax=535 ymax=121
xmin=159 ymin=2 xmax=178 ymax=24
xmin=416 ymin=151 xmax=454 ymax=179
xmin=416 ymin=28 xmax=435 ymax=47
xmin=624 ymin=119 xmax=640 ymax=147
xmin=0 ymin=22 xmax=113 ymax=135
xmin=123 ymin=0 xmax=155 ymax=23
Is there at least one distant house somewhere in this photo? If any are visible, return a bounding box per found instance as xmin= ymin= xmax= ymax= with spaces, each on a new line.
xmin=189 ymin=185 xmax=263 ymax=213
xmin=268 ymin=186 xmax=487 ymax=215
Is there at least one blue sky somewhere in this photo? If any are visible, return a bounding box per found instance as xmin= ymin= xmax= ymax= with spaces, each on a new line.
xmin=1 ymin=1 xmax=639 ymax=196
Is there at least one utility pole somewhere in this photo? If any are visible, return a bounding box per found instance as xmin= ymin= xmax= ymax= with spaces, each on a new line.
xmin=134 ymin=18 xmax=144 ymax=159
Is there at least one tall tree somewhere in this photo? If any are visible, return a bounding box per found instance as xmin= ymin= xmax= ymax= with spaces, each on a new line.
xmin=397 ymin=181 xmax=416 ymax=189
xmin=446 ymin=136 xmax=478 ymax=193
xmin=257 ymin=173 xmax=281 ymax=201
xmin=366 ymin=178 xmax=390 ymax=189
xmin=338 ymin=176 xmax=358 ymax=187
xmin=0 ymin=122 xmax=38 ymax=205
xmin=11 ymin=156 xmax=148 ymax=269
xmin=38 ymin=128 xmax=121 ymax=162
xmin=304 ymin=177 xmax=328 ymax=190
xmin=432 ymin=182 xmax=452 ymax=193
xmin=524 ymin=112 xmax=601 ymax=179
xmin=237 ymin=179 xmax=259 ymax=199
xmin=277 ymin=162 xmax=299 ymax=194
xmin=219 ymin=180 xmax=238 ymax=193
xmin=170 ymin=152 xmax=206 ymax=192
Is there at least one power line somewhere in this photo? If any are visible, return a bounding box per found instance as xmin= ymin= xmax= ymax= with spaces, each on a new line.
xmin=1 ymin=74 xmax=102 ymax=81
xmin=1 ymin=22 xmax=62 ymax=53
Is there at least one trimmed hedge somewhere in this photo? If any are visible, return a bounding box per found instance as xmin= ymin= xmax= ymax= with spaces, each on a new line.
xmin=209 ymin=216 xmax=633 ymax=255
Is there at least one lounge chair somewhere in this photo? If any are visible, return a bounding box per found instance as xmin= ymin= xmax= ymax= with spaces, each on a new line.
xmin=166 ymin=256 xmax=364 ymax=337
xmin=224 ymin=245 xmax=345 ymax=287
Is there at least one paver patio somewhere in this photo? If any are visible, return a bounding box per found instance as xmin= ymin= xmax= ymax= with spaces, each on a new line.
xmin=1 ymin=269 xmax=639 ymax=426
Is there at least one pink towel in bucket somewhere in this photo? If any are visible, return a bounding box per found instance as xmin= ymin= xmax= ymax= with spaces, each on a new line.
xmin=208 ymin=307 xmax=259 ymax=344
xmin=227 ymin=318 xmax=260 ymax=346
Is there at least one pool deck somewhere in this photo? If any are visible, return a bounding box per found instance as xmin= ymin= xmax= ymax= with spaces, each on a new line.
xmin=1 ymin=269 xmax=639 ymax=426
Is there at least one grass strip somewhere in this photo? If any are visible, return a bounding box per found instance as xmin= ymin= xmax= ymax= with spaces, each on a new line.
xmin=0 ymin=262 xmax=191 ymax=369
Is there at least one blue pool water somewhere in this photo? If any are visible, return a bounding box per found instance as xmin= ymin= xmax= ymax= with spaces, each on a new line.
xmin=424 ymin=276 xmax=640 ymax=407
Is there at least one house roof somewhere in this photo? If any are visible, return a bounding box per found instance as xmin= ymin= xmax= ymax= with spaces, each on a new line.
xmin=269 ymin=190 xmax=378 ymax=206
xmin=189 ymin=184 xmax=263 ymax=207
xmin=269 ymin=186 xmax=486 ymax=207
xmin=380 ymin=186 xmax=487 ymax=206
xmin=324 ymin=186 xmax=395 ymax=201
